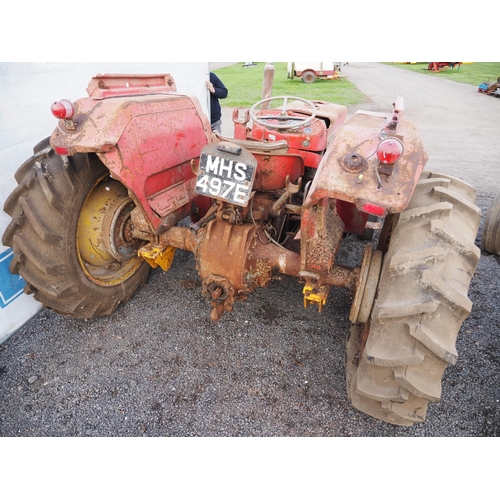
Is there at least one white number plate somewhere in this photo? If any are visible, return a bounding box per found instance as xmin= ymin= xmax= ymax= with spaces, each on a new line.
xmin=195 ymin=152 xmax=256 ymax=207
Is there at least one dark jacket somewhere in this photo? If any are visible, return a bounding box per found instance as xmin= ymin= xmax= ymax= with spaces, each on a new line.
xmin=209 ymin=72 xmax=228 ymax=124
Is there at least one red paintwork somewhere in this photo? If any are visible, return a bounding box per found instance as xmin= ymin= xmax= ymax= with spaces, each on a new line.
xmin=337 ymin=200 xmax=369 ymax=234
xmin=253 ymin=153 xmax=304 ymax=191
xmin=232 ymin=108 xmax=250 ymax=140
xmin=287 ymin=148 xmax=323 ymax=169
xmin=99 ymin=100 xmax=210 ymax=231
xmin=49 ymin=75 xmax=426 ymax=261
xmin=250 ymin=110 xmax=327 ymax=152
xmin=304 ymin=111 xmax=428 ymax=215
xmin=86 ymin=74 xmax=178 ymax=98
xmin=50 ymin=75 xmax=211 ymax=232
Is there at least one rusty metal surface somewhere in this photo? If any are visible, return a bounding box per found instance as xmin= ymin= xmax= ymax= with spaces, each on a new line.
xmin=50 ymin=92 xmax=211 ymax=233
xmin=196 ymin=219 xmax=301 ymax=290
xmin=157 ymin=214 xmax=303 ymax=319
xmin=348 ymin=247 xmax=383 ymax=324
xmin=304 ymin=112 xmax=428 ymax=215
xmin=325 ymin=264 xmax=358 ymax=290
xmin=148 ymin=178 xmax=196 ymax=218
xmin=251 ymin=112 xmax=327 ymax=151
xmin=272 ymin=176 xmax=302 ymax=216
xmin=356 ymin=249 xmax=382 ymax=324
xmin=253 ymin=153 xmax=304 ymax=191
xmin=336 ymin=200 xmax=369 ymax=235
xmin=209 ymin=133 xmax=305 ymax=191
xmin=349 ymin=246 xmax=372 ymax=323
xmin=101 ymin=196 xmax=141 ymax=262
xmin=2 ymin=63 xmax=498 ymax=439
xmin=380 ymin=94 xmax=404 ymax=135
xmin=196 ymin=220 xmax=258 ymax=294
xmin=287 ymin=100 xmax=348 ymax=138
xmin=50 ymin=93 xmax=210 ymax=154
xmin=300 ymin=198 xmax=345 ymax=278
xmin=50 ymin=84 xmax=426 ymax=326
xmin=86 ymin=74 xmax=177 ymax=99
xmin=231 ymin=108 xmax=250 ymax=139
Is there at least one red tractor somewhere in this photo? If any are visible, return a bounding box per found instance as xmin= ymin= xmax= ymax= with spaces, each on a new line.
xmin=2 ymin=74 xmax=481 ymax=426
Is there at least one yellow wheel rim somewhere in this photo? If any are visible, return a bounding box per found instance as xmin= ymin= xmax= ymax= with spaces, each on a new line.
xmin=76 ymin=175 xmax=144 ymax=286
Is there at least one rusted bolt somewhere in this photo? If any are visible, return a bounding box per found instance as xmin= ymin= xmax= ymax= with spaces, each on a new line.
xmin=123 ymin=219 xmax=135 ymax=242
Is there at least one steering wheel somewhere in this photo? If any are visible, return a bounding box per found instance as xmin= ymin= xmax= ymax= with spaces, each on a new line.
xmin=249 ymin=96 xmax=317 ymax=130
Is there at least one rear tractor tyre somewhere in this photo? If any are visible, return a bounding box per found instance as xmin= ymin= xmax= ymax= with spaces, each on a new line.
xmin=481 ymin=190 xmax=500 ymax=255
xmin=346 ymin=171 xmax=481 ymax=425
xmin=2 ymin=140 xmax=150 ymax=318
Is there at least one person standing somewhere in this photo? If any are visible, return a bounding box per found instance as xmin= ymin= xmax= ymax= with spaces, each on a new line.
xmin=206 ymin=72 xmax=228 ymax=133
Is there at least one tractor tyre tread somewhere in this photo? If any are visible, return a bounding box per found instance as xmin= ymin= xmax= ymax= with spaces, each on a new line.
xmin=2 ymin=142 xmax=149 ymax=319
xmin=346 ymin=172 xmax=480 ymax=426
xmin=481 ymin=190 xmax=500 ymax=255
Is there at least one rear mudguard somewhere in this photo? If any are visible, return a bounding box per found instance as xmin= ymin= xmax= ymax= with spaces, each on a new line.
xmin=304 ymin=109 xmax=428 ymax=216
xmin=299 ymin=101 xmax=428 ymax=278
xmin=50 ymin=75 xmax=212 ymax=234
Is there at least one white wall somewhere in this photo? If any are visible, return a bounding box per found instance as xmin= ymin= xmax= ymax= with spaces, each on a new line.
xmin=0 ymin=62 xmax=210 ymax=343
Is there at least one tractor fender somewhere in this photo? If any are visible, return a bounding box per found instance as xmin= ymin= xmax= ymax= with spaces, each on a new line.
xmin=50 ymin=91 xmax=212 ymax=232
xmin=303 ymin=111 xmax=428 ymax=216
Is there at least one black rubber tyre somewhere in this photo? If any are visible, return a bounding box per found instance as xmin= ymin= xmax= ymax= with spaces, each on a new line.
xmin=2 ymin=139 xmax=149 ymax=318
xmin=301 ymin=71 xmax=317 ymax=84
xmin=346 ymin=171 xmax=481 ymax=425
xmin=481 ymin=191 xmax=500 ymax=255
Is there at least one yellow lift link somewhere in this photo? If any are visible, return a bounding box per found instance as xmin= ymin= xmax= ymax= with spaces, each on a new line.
xmin=138 ymin=244 xmax=176 ymax=271
xmin=302 ymin=285 xmax=329 ymax=313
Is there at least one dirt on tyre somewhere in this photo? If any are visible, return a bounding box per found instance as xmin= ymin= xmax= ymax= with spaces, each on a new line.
xmin=346 ymin=171 xmax=481 ymax=425
xmin=2 ymin=139 xmax=150 ymax=318
xmin=481 ymin=190 xmax=500 ymax=255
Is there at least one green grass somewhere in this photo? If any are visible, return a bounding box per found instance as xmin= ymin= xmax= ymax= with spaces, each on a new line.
xmin=387 ymin=62 xmax=500 ymax=86
xmin=213 ymin=62 xmax=365 ymax=107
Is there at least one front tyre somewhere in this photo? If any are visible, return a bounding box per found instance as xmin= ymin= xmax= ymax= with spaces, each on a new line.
xmin=346 ymin=172 xmax=481 ymax=425
xmin=2 ymin=140 xmax=149 ymax=318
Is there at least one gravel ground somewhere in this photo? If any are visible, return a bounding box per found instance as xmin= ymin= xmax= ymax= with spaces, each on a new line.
xmin=0 ymin=63 xmax=499 ymax=437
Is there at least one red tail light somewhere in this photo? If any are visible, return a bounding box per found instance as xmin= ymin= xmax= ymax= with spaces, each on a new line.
xmin=51 ymin=99 xmax=74 ymax=119
xmin=376 ymin=137 xmax=404 ymax=164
